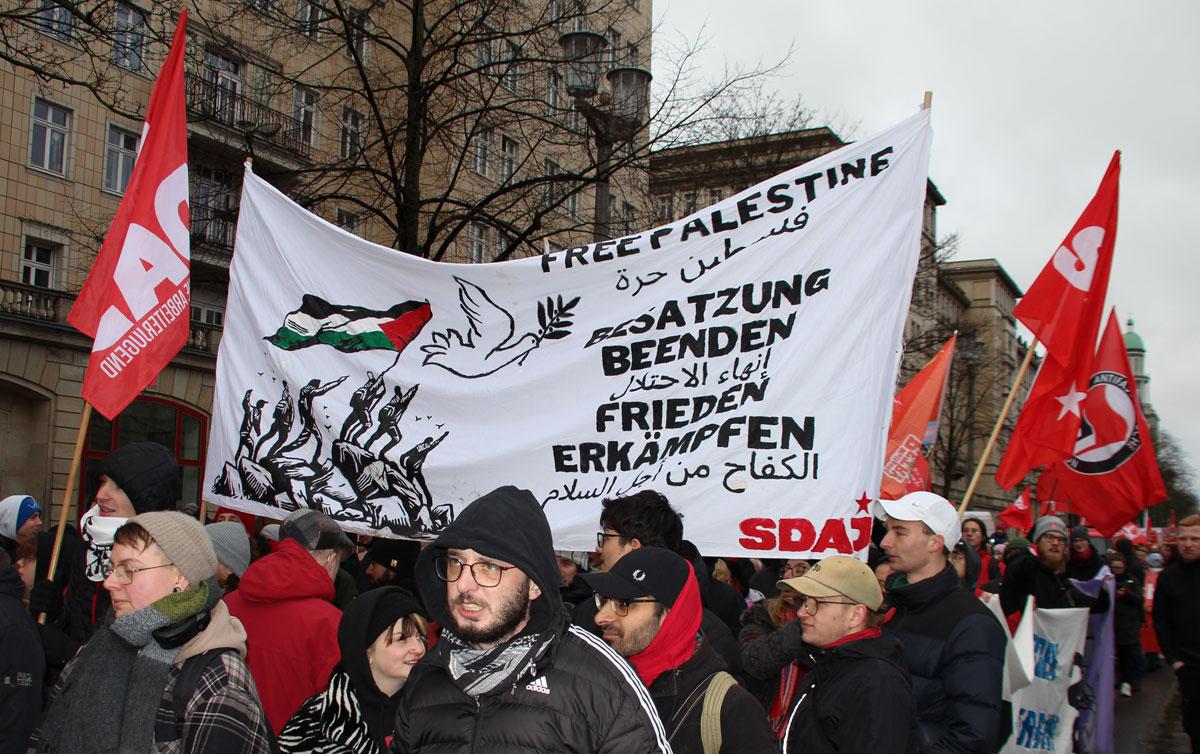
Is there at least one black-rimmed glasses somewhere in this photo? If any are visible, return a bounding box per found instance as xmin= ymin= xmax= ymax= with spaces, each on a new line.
xmin=594 ymin=593 xmax=658 ymax=617
xmin=596 ymin=531 xmax=624 ymax=549
xmin=434 ymin=555 xmax=516 ymax=587
xmin=799 ymin=595 xmax=856 ymax=616
xmin=103 ymin=562 xmax=176 ymax=585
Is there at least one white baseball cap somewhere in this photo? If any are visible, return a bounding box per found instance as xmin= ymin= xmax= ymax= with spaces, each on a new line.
xmin=876 ymin=491 xmax=960 ymax=548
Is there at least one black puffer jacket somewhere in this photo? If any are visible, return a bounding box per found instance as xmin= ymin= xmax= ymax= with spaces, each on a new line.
xmin=885 ymin=565 xmax=1006 ymax=754
xmin=393 ymin=486 xmax=670 ymax=753
xmin=0 ymin=552 xmax=44 ymax=754
xmin=782 ymin=631 xmax=917 ymax=754
xmin=1000 ymin=550 xmax=1110 ymax=616
xmin=1154 ymin=557 xmax=1200 ymax=668
xmin=649 ymin=640 xmax=775 ymax=754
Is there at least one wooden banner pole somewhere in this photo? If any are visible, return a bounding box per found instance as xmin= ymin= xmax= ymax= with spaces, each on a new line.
xmin=958 ymin=340 xmax=1039 ymax=515
xmin=40 ymin=401 xmax=92 ymax=624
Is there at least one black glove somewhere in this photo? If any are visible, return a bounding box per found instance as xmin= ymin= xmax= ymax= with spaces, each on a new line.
xmin=29 ymin=577 xmax=64 ymax=618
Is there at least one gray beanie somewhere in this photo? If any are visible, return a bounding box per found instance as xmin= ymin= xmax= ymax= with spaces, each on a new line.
xmin=1031 ymin=515 xmax=1068 ymax=544
xmin=130 ymin=511 xmax=218 ymax=587
xmin=205 ymin=521 xmax=251 ymax=577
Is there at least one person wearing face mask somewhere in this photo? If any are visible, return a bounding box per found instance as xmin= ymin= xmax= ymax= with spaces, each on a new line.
xmin=36 ymin=511 xmax=272 ymax=753
xmin=29 ymin=441 xmax=183 ymax=643
xmin=280 ymin=587 xmax=427 ymax=753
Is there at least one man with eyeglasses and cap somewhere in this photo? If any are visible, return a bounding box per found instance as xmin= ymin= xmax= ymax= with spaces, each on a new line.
xmin=580 ymin=547 xmax=775 ymax=754
xmin=393 ymin=486 xmax=671 ymax=753
xmin=776 ymin=555 xmax=918 ymax=754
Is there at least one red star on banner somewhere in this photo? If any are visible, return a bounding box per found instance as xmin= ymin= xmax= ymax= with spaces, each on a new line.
xmin=855 ymin=493 xmax=873 ymax=514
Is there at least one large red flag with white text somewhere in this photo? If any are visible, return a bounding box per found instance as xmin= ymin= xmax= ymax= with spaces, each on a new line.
xmin=996 ymin=153 xmax=1120 ymax=488
xmin=1048 ymin=311 xmax=1167 ymax=536
xmin=67 ymin=12 xmax=190 ymax=419
xmin=880 ymin=334 xmax=956 ymax=498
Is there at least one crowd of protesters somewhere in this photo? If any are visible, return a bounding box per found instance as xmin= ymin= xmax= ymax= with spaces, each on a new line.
xmin=1 ymin=441 xmax=1198 ymax=753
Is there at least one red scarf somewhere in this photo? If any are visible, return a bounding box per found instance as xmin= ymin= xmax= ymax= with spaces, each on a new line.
xmin=629 ymin=562 xmax=703 ymax=687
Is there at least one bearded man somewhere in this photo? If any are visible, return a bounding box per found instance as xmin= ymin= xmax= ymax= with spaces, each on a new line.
xmin=392 ymin=486 xmax=670 ymax=753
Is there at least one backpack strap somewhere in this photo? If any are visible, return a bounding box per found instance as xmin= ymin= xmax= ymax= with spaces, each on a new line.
xmin=700 ymin=671 xmax=737 ymax=754
xmin=172 ymin=648 xmax=235 ymax=723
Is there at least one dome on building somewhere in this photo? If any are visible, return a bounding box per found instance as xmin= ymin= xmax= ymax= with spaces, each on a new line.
xmin=1124 ymin=317 xmax=1145 ymax=352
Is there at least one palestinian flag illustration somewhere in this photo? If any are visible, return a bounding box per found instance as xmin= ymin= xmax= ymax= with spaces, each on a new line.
xmin=266 ymin=295 xmax=432 ymax=353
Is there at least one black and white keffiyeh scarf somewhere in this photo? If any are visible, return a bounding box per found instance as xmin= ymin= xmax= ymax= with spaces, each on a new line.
xmin=80 ymin=504 xmax=127 ymax=582
xmin=440 ymin=627 xmax=555 ymax=698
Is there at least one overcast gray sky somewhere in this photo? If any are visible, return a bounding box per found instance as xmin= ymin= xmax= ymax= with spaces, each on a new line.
xmin=654 ymin=0 xmax=1200 ymax=496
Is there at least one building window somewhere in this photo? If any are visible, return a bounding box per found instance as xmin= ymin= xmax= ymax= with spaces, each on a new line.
xmin=606 ymin=28 xmax=622 ymax=66
xmin=111 ymin=4 xmax=145 ymax=71
xmin=336 ymin=208 xmax=361 ymax=235
xmin=657 ymin=195 xmax=673 ymax=222
xmin=543 ymin=158 xmax=561 ymax=207
xmin=21 ymin=238 xmax=58 ymax=288
xmin=247 ymin=0 xmax=274 ymax=12
xmin=566 ymin=192 xmax=580 ymax=220
xmin=201 ymin=52 xmax=241 ymax=126
xmin=627 ymin=42 xmax=640 ymax=67
xmin=471 ymin=128 xmax=492 ymax=178
xmin=495 ymin=230 xmax=513 ymax=260
xmin=708 ymin=187 xmax=724 ymax=205
xmin=467 ymin=222 xmax=488 ymax=263
xmin=545 ymin=69 xmax=563 ymax=115
xmin=37 ymin=0 xmax=75 ymax=39
xmin=474 ymin=25 xmax=494 ymax=70
xmin=619 ymin=202 xmax=635 ymax=235
xmin=103 ymin=125 xmax=139 ymax=194
xmin=191 ymin=304 xmax=225 ymax=328
xmin=682 ymin=191 xmax=697 ymax=215
xmin=500 ymin=41 xmax=521 ymax=93
xmin=297 ymin=0 xmax=322 ymax=37
xmin=340 ymin=107 xmax=362 ymax=160
xmin=30 ymin=98 xmax=70 ymax=175
xmin=500 ymin=136 xmax=518 ymax=185
xmin=568 ymin=0 xmax=588 ymax=32
xmin=292 ymin=86 xmax=318 ymax=146
xmin=346 ymin=9 xmax=370 ymax=60
xmin=192 ymin=165 xmax=238 ymax=248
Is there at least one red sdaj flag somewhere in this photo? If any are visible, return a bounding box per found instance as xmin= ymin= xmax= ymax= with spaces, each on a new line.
xmin=880 ymin=334 xmax=956 ymax=499
xmin=1047 ymin=311 xmax=1167 ymax=536
xmin=67 ymin=12 xmax=190 ymax=419
xmin=903 ymin=451 xmax=931 ymax=494
xmin=998 ymin=488 xmax=1034 ymax=533
xmin=996 ymin=153 xmax=1121 ymax=489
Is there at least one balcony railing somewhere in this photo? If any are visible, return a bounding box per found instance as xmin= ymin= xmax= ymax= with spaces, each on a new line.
xmin=0 ymin=278 xmax=221 ymax=356
xmin=184 ymin=72 xmax=312 ymax=160
xmin=191 ymin=200 xmax=237 ymax=251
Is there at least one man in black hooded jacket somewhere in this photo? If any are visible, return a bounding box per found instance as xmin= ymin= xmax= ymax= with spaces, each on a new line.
xmin=391 ymin=486 xmax=671 ymax=753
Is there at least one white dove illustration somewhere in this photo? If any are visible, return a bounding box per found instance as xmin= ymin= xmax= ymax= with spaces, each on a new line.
xmin=421 ymin=277 xmax=540 ymax=378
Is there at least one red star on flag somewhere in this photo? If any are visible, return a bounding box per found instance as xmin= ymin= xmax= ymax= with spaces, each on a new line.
xmin=855 ymin=493 xmax=873 ymax=514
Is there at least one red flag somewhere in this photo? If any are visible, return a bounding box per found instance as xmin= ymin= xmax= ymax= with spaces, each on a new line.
xmin=1047 ymin=311 xmax=1167 ymax=536
xmin=880 ymin=334 xmax=956 ymax=498
xmin=997 ymin=153 xmax=1121 ymax=488
xmin=903 ymin=452 xmax=931 ymax=494
xmin=998 ymin=488 xmax=1033 ymax=533
xmin=67 ymin=13 xmax=190 ymax=419
xmin=1036 ymin=464 xmax=1065 ymax=515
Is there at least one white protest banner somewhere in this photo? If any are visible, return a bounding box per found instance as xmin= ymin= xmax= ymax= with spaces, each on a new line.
xmin=1003 ymin=605 xmax=1089 ymax=754
xmin=988 ymin=595 xmax=1032 ymax=702
xmin=203 ymin=111 xmax=931 ymax=556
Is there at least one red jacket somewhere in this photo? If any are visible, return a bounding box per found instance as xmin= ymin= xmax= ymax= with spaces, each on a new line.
xmin=225 ymin=538 xmax=342 ymax=733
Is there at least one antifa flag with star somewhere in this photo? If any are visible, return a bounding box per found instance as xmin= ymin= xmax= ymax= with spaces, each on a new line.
xmin=266 ymin=294 xmax=432 ymax=353
xmin=1045 ymin=311 xmax=1166 ymax=536
xmin=996 ymin=152 xmax=1120 ymax=489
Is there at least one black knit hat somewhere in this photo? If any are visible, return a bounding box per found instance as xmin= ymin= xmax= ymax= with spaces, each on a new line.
xmin=99 ymin=442 xmax=181 ymax=514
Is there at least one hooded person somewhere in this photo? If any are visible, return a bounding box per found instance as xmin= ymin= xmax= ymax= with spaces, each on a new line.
xmin=29 ymin=442 xmax=183 ymax=643
xmin=0 ymin=495 xmax=43 ymax=555
xmin=580 ymin=547 xmax=776 ymax=754
xmin=393 ymin=485 xmax=671 ymax=753
xmin=279 ymin=587 xmax=428 ymax=754
xmin=36 ymin=511 xmax=272 ymax=753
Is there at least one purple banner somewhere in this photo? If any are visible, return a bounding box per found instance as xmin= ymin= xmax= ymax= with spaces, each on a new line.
xmin=1072 ymin=572 xmax=1115 ymax=754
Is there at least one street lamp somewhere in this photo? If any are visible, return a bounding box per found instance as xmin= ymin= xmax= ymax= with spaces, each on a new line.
xmin=558 ymin=30 xmax=651 ymax=241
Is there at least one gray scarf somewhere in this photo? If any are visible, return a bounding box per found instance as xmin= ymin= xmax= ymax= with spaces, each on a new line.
xmin=440 ymin=627 xmax=555 ymax=697
xmin=38 ymin=579 xmax=220 ymax=754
